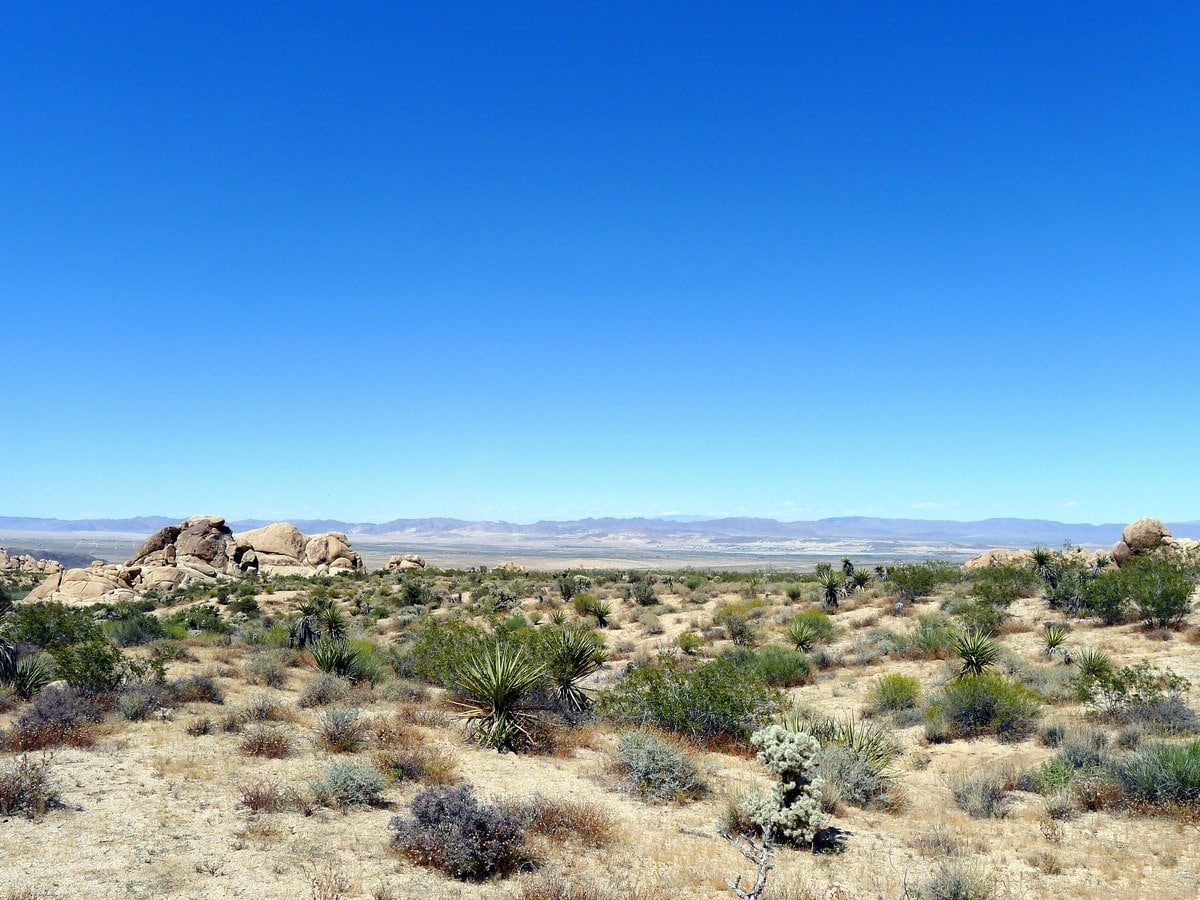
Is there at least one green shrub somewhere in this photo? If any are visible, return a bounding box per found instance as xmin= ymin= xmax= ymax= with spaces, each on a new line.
xmin=103 ymin=610 xmax=165 ymax=647
xmin=905 ymin=612 xmax=954 ymax=658
xmin=968 ymin=564 xmax=1040 ymax=606
xmin=613 ymin=730 xmax=706 ymax=801
xmin=163 ymin=604 xmax=230 ymax=634
xmin=598 ymin=656 xmax=783 ymax=744
xmin=49 ymin=641 xmax=126 ymax=694
xmin=1119 ymin=739 xmax=1200 ymax=806
xmin=889 ymin=561 xmax=958 ymax=605
xmin=410 ymin=618 xmax=491 ymax=688
xmin=1122 ymin=556 xmax=1195 ymax=628
xmin=1083 ymin=569 xmax=1129 ymax=624
xmin=8 ymin=654 xmax=54 ymax=700
xmin=713 ymin=605 xmax=755 ymax=645
xmin=10 ymin=602 xmax=102 ymax=649
xmin=675 ymin=632 xmax=704 ymax=654
xmin=865 ymin=674 xmax=921 ymax=715
xmin=1075 ymin=662 xmax=1197 ymax=734
xmin=730 ymin=645 xmax=811 ymax=688
xmin=311 ymin=760 xmax=386 ymax=809
xmin=924 ymin=672 xmax=1041 ymax=743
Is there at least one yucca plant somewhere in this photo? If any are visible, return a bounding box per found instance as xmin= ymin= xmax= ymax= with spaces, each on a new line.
xmin=450 ymin=642 xmax=545 ymax=751
xmin=851 ymin=570 xmax=872 ymax=592
xmin=581 ymin=596 xmax=611 ymax=628
xmin=539 ymin=624 xmax=608 ymax=711
xmin=1030 ymin=547 xmax=1060 ymax=588
xmin=818 ymin=571 xmax=845 ymax=609
xmin=841 ymin=558 xmax=855 ymax=577
xmin=953 ymin=628 xmax=1000 ymax=678
xmin=318 ymin=605 xmax=347 ymax=641
xmin=785 ymin=618 xmax=820 ymax=651
xmin=1042 ymin=623 xmax=1068 ymax=658
xmin=311 ymin=639 xmax=365 ymax=682
xmin=10 ymin=654 xmax=54 ymax=700
xmin=1075 ymin=647 xmax=1113 ymax=682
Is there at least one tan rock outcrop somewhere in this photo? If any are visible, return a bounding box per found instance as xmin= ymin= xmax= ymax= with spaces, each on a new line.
xmin=386 ymin=554 xmax=427 ymax=570
xmin=25 ymin=516 xmax=363 ymax=605
xmin=0 ymin=548 xmax=64 ymax=575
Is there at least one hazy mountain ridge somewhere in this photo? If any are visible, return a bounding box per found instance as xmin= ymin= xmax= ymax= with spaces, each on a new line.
xmin=4 ymin=514 xmax=1197 ymax=547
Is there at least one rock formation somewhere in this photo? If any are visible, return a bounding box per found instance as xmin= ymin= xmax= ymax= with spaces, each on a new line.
xmin=26 ymin=516 xmax=363 ymax=605
xmin=1110 ymin=517 xmax=1200 ymax=566
xmin=0 ymin=548 xmax=64 ymax=575
xmin=386 ymin=554 xmax=427 ymax=571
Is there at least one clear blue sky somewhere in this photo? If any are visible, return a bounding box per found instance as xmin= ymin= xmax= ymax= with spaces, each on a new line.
xmin=2 ymin=3 xmax=1197 ymax=524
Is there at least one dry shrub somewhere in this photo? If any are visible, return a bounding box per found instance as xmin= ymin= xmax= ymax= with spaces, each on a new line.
xmin=244 ymin=694 xmax=296 ymax=723
xmin=316 ymin=708 xmax=366 ymax=753
xmin=238 ymin=778 xmax=310 ymax=814
xmin=503 ymin=795 xmax=616 ymax=846
xmin=372 ymin=745 xmax=458 ymax=786
xmin=373 ymin=714 xmax=421 ymax=749
xmin=239 ymin=726 xmax=292 ymax=758
xmin=518 ymin=873 xmax=666 ymax=900
xmin=0 ymin=753 xmax=60 ymax=819
xmin=0 ymin=688 xmax=104 ymax=751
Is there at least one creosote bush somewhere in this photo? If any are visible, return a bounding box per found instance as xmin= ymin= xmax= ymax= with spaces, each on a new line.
xmin=599 ymin=656 xmax=783 ymax=745
xmin=390 ymin=784 xmax=524 ymax=881
xmin=924 ymin=672 xmax=1041 ymax=743
xmin=865 ymin=674 xmax=921 ymax=715
xmin=612 ymin=730 xmax=706 ymax=801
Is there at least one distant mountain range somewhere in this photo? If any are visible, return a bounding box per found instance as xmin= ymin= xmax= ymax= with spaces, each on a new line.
xmin=2 ymin=514 xmax=1197 ymax=548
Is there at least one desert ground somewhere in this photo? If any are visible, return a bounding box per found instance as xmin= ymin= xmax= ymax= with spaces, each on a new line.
xmin=2 ymin=543 xmax=1199 ymax=900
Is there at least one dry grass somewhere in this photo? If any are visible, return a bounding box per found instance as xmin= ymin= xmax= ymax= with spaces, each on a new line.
xmin=238 ymin=725 xmax=293 ymax=758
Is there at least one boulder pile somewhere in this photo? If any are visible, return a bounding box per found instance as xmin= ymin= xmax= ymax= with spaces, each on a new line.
xmin=27 ymin=516 xmax=363 ymax=605
xmin=1110 ymin=517 xmax=1200 ymax=566
xmin=964 ymin=517 xmax=1199 ymax=571
xmin=0 ymin=548 xmax=63 ymax=575
xmin=386 ymin=554 xmax=427 ymax=571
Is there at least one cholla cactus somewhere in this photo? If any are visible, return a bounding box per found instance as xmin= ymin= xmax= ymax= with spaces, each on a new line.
xmin=743 ymin=724 xmax=826 ymax=845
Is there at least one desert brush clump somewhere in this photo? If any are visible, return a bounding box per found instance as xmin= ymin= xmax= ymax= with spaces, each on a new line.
xmin=389 ymin=783 xmax=525 ymax=881
xmin=310 ymin=759 xmax=387 ymax=809
xmin=924 ymin=672 xmax=1041 ymax=743
xmin=598 ymin=656 xmax=783 ymax=745
xmin=0 ymin=753 xmax=60 ymax=819
xmin=865 ymin=674 xmax=922 ymax=715
xmin=612 ymin=730 xmax=707 ymax=801
xmin=316 ymin=707 xmax=367 ymax=752
xmin=736 ymin=724 xmax=826 ymax=846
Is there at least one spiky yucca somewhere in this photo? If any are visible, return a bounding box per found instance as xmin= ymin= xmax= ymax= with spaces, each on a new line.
xmin=10 ymin=655 xmax=54 ymax=700
xmin=311 ymin=639 xmax=365 ymax=681
xmin=451 ymin=642 xmax=545 ymax=751
xmin=953 ymin=628 xmax=1000 ymax=678
xmin=1042 ymin=623 xmax=1068 ymax=657
xmin=818 ymin=572 xmax=844 ymax=608
xmin=785 ymin=619 xmax=819 ymax=651
xmin=540 ymin=625 xmax=608 ymax=712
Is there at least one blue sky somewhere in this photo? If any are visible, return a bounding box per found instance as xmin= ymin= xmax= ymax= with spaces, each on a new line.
xmin=2 ymin=3 xmax=1197 ymax=524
